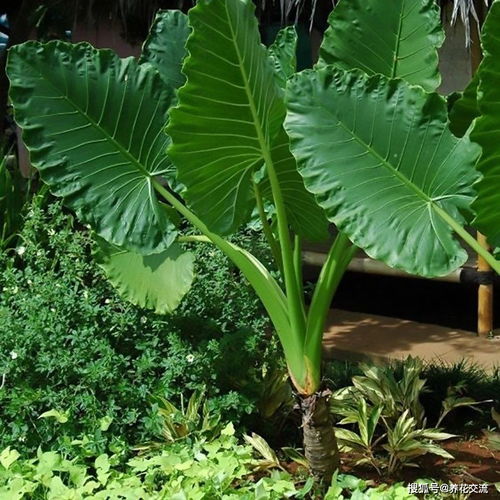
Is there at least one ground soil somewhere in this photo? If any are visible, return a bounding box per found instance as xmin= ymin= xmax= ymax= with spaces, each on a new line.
xmin=339 ymin=437 xmax=500 ymax=498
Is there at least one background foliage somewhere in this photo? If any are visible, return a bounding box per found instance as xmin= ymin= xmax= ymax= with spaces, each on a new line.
xmin=0 ymin=201 xmax=280 ymax=454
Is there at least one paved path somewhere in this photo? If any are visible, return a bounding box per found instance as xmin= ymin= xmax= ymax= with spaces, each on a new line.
xmin=323 ymin=309 xmax=500 ymax=372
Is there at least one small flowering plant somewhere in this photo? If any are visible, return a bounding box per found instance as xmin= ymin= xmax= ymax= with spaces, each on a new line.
xmin=0 ymin=351 xmax=19 ymax=389
xmin=0 ymin=201 xmax=279 ymax=452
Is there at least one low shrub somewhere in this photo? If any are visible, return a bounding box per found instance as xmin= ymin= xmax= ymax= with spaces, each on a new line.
xmin=420 ymin=361 xmax=500 ymax=433
xmin=0 ymin=424 xmax=462 ymax=499
xmin=0 ymin=202 xmax=281 ymax=454
xmin=329 ymin=358 xmax=493 ymax=475
xmin=324 ymin=358 xmax=499 ymax=434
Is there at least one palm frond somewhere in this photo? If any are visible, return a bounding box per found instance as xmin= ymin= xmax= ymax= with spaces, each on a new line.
xmin=450 ymin=0 xmax=489 ymax=46
xmin=47 ymin=0 xmax=489 ymax=47
xmin=71 ymin=0 xmax=192 ymax=42
xmin=261 ymin=0 xmax=338 ymax=29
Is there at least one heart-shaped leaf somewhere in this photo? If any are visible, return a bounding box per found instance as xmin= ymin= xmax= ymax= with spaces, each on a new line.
xmin=7 ymin=41 xmax=176 ymax=254
xmin=470 ymin=0 xmax=500 ymax=248
xmin=140 ymin=10 xmax=190 ymax=90
xmin=268 ymin=26 xmax=298 ymax=88
xmin=286 ymin=68 xmax=480 ymax=277
xmin=167 ymin=0 xmax=285 ymax=235
xmin=319 ymin=0 xmax=444 ymax=91
xmin=95 ymin=238 xmax=194 ymax=314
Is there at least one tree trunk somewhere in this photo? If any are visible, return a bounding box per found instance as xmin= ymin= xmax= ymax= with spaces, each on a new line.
xmin=300 ymin=390 xmax=340 ymax=483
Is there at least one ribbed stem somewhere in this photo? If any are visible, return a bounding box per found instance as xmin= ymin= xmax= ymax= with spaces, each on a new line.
xmin=300 ymin=391 xmax=340 ymax=482
xmin=433 ymin=204 xmax=500 ymax=274
xmin=253 ymin=179 xmax=282 ymax=273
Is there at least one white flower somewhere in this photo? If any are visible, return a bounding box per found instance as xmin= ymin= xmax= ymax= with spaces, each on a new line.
xmin=140 ymin=316 xmax=147 ymax=324
xmin=50 ymin=308 xmax=56 ymax=313
xmin=105 ymin=298 xmax=111 ymax=304
xmin=10 ymin=351 xmax=18 ymax=360
xmin=83 ymin=290 xmax=89 ymax=299
xmin=11 ymin=286 xmax=18 ymax=294
xmin=36 ymin=250 xmax=43 ymax=257
xmin=48 ymin=229 xmax=56 ymax=236
xmin=16 ymin=246 xmax=26 ymax=256
xmin=186 ymin=354 xmax=195 ymax=363
xmin=27 ymin=279 xmax=33 ymax=286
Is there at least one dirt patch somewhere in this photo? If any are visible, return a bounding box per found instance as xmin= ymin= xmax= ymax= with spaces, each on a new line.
xmin=442 ymin=438 xmax=500 ymax=484
xmin=339 ymin=437 xmax=500 ymax=498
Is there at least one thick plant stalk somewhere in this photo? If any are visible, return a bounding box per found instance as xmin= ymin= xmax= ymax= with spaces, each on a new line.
xmin=300 ymin=390 xmax=340 ymax=482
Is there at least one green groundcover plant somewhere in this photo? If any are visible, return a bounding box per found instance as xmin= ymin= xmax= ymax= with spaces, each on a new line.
xmin=6 ymin=0 xmax=500 ymax=480
xmin=0 ymin=201 xmax=280 ymax=453
xmin=0 ymin=421 xmax=451 ymax=499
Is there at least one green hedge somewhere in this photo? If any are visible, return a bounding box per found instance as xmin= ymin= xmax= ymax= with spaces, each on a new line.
xmin=0 ymin=202 xmax=280 ymax=453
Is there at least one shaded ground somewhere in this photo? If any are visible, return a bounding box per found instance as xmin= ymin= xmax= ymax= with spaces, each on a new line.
xmin=339 ymin=437 xmax=500 ymax=499
xmin=322 ymin=309 xmax=500 ymax=372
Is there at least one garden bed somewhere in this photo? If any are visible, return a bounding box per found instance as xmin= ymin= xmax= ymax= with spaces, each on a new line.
xmin=340 ymin=437 xmax=500 ymax=498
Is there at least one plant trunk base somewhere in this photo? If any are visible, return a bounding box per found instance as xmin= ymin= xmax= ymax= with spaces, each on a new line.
xmin=300 ymin=390 xmax=340 ymax=483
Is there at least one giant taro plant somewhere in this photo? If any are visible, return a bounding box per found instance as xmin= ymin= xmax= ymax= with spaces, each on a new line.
xmin=6 ymin=0 xmax=500 ymax=482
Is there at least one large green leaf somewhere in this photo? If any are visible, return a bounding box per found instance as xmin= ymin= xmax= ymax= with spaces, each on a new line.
xmin=268 ymin=26 xmax=298 ymax=89
xmin=449 ymin=72 xmax=480 ymax=138
xmin=139 ymin=10 xmax=190 ymax=194
xmin=95 ymin=238 xmax=194 ymax=314
xmin=260 ymin=129 xmax=329 ymax=242
xmin=167 ymin=0 xmax=325 ymax=242
xmin=7 ymin=41 xmax=176 ymax=254
xmin=285 ymin=68 xmax=480 ymax=277
xmin=319 ymin=0 xmax=444 ymax=91
xmin=167 ymin=0 xmax=285 ymax=235
xmin=261 ymin=27 xmax=329 ymax=242
xmin=140 ymin=10 xmax=190 ymax=90
xmin=470 ymin=0 xmax=500 ymax=248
